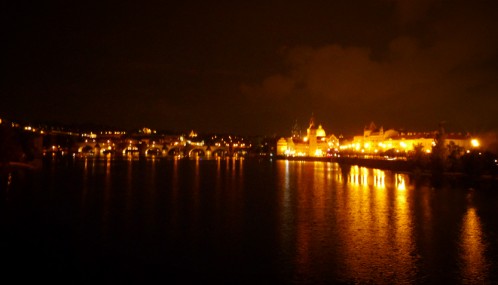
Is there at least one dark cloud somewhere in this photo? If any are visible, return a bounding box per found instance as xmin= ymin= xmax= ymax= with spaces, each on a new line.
xmin=2 ymin=0 xmax=497 ymax=136
xmin=241 ymin=0 xmax=498 ymax=136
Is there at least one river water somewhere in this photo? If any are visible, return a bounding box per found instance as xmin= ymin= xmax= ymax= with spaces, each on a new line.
xmin=2 ymin=156 xmax=498 ymax=284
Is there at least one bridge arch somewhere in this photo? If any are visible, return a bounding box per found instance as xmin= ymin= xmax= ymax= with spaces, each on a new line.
xmin=77 ymin=142 xmax=98 ymax=153
xmin=188 ymin=147 xmax=207 ymax=157
xmin=210 ymin=147 xmax=229 ymax=157
xmin=167 ymin=146 xmax=184 ymax=156
xmin=145 ymin=147 xmax=163 ymax=156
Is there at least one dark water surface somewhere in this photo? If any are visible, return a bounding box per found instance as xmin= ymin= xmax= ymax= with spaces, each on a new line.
xmin=2 ymin=157 xmax=498 ymax=284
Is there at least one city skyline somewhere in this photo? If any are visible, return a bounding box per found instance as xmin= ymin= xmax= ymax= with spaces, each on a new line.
xmin=3 ymin=1 xmax=498 ymax=136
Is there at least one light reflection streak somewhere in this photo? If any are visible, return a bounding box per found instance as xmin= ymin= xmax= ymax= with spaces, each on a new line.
xmin=340 ymin=170 xmax=416 ymax=283
xmin=125 ymin=155 xmax=133 ymax=213
xmin=348 ymin=166 xmax=371 ymax=188
xmin=105 ymin=154 xmax=111 ymax=177
xmin=349 ymin=165 xmax=359 ymax=185
xmin=396 ymin=174 xmax=406 ymax=191
xmin=145 ymin=155 xmax=158 ymax=228
xmin=342 ymin=166 xmax=375 ymax=281
xmin=102 ymin=154 xmax=112 ymax=237
xmin=191 ymin=158 xmax=201 ymax=228
xmin=214 ymin=156 xmax=222 ymax=218
xmin=239 ymin=156 xmax=244 ymax=176
xmin=295 ymin=162 xmax=312 ymax=278
xmin=91 ymin=156 xmax=96 ymax=176
xmin=81 ymin=157 xmax=89 ymax=209
xmin=336 ymin=165 xmax=344 ymax=183
xmin=460 ymin=206 xmax=489 ymax=283
xmin=276 ymin=162 xmax=420 ymax=283
xmin=373 ymin=169 xmax=385 ymax=189
xmin=172 ymin=158 xmax=179 ymax=193
xmin=393 ymin=173 xmax=416 ymax=282
xmin=226 ymin=157 xmax=244 ymax=244
xmin=281 ymin=161 xmax=340 ymax=281
xmin=313 ymin=161 xmax=326 ymax=212
xmin=170 ymin=158 xmax=179 ymax=230
xmin=195 ymin=157 xmax=200 ymax=188
xmin=236 ymin=157 xmax=244 ymax=190
xmin=361 ymin=167 xmax=369 ymax=185
xmin=231 ymin=156 xmax=237 ymax=174
xmin=279 ymin=160 xmax=293 ymax=263
xmin=216 ymin=156 xmax=221 ymax=180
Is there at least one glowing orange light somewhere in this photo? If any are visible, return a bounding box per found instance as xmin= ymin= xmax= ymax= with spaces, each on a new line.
xmin=471 ymin=139 xmax=480 ymax=148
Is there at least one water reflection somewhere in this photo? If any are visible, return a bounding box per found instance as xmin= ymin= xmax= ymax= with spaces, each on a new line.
xmin=170 ymin=158 xmax=179 ymax=233
xmin=373 ymin=168 xmax=385 ymax=189
xmin=277 ymin=161 xmax=418 ymax=283
xmin=460 ymin=202 xmax=489 ymax=284
xmin=81 ymin=157 xmax=89 ymax=209
xmin=125 ymin=154 xmax=133 ymax=214
xmin=393 ymin=173 xmax=416 ymax=282
xmin=345 ymin=168 xmax=417 ymax=283
xmin=396 ymin=173 xmax=406 ymax=191
xmin=191 ymin=157 xmax=201 ymax=228
xmin=279 ymin=160 xmax=294 ymax=271
xmin=12 ymin=157 xmax=496 ymax=283
xmin=101 ymin=154 xmax=112 ymax=237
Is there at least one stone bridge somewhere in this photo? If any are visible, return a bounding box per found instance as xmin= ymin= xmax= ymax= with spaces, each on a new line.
xmin=76 ymin=141 xmax=229 ymax=157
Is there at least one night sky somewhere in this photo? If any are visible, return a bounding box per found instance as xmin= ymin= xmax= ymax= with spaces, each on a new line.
xmin=3 ymin=1 xmax=498 ymax=136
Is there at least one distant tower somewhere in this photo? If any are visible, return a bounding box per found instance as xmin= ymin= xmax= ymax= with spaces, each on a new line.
xmin=434 ymin=121 xmax=446 ymax=149
xmin=364 ymin=121 xmax=377 ymax=137
xmin=307 ymin=113 xmax=317 ymax=138
xmin=291 ymin=120 xmax=301 ymax=138
xmin=307 ymin=114 xmax=318 ymax=156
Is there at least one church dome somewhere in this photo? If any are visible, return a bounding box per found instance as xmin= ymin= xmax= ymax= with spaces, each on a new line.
xmin=316 ymin=124 xmax=326 ymax=137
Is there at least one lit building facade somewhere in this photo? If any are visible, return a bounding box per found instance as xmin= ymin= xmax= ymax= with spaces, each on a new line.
xmin=277 ymin=115 xmax=339 ymax=157
xmin=341 ymin=122 xmax=479 ymax=155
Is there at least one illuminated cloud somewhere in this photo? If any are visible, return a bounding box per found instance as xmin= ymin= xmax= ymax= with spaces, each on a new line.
xmin=242 ymin=0 xmax=498 ymax=135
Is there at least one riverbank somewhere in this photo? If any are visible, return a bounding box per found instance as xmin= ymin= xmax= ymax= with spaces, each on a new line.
xmin=275 ymin=155 xmax=410 ymax=171
xmin=333 ymin=156 xmax=412 ymax=172
xmin=275 ymin=155 xmax=498 ymax=181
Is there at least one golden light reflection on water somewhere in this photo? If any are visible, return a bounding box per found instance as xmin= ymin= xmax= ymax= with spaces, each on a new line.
xmin=172 ymin=158 xmax=179 ymax=193
xmin=342 ymin=169 xmax=417 ymax=283
xmin=170 ymin=158 xmax=179 ymax=230
xmin=102 ymin=154 xmax=113 ymax=237
xmin=191 ymin=157 xmax=201 ymax=227
xmin=348 ymin=166 xmax=372 ymax=187
xmin=145 ymin=157 xmax=158 ymax=228
xmin=373 ymin=169 xmax=385 ymax=189
xmin=396 ymin=173 xmax=406 ymax=191
xmin=81 ymin=157 xmax=89 ymax=209
xmin=194 ymin=157 xmax=200 ymax=189
xmin=295 ymin=162 xmax=315 ymax=277
xmin=125 ymin=155 xmax=133 ymax=214
xmin=342 ymin=167 xmax=376 ymax=281
xmin=313 ymin=161 xmax=327 ymax=215
xmin=278 ymin=161 xmax=417 ymax=283
xmin=460 ymin=206 xmax=489 ymax=283
xmin=393 ymin=173 xmax=416 ymax=282
xmin=216 ymin=157 xmax=221 ymax=189
xmin=280 ymin=160 xmax=293 ymax=261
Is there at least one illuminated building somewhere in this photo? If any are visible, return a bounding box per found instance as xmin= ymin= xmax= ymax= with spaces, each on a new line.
xmin=189 ymin=130 xmax=198 ymax=138
xmin=341 ymin=122 xmax=479 ymax=155
xmin=277 ymin=115 xmax=339 ymax=157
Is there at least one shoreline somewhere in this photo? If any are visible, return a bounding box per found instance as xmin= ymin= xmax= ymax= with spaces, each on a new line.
xmin=274 ymin=155 xmax=498 ymax=180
